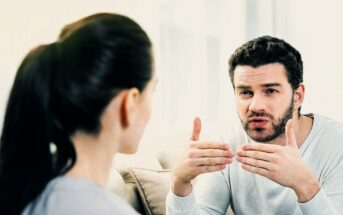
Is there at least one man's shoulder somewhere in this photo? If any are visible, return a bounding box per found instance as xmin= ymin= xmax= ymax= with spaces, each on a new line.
xmin=313 ymin=113 xmax=343 ymax=138
xmin=307 ymin=113 xmax=343 ymax=160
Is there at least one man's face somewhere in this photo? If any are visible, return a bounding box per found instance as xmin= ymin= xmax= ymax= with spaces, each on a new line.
xmin=234 ymin=63 xmax=295 ymax=143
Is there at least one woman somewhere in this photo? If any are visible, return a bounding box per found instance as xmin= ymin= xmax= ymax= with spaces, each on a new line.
xmin=0 ymin=13 xmax=156 ymax=214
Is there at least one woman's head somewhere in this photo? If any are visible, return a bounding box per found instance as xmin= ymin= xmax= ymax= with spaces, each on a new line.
xmin=0 ymin=13 xmax=154 ymax=214
xmin=57 ymin=13 xmax=156 ymax=153
xmin=55 ymin=13 xmax=154 ymax=142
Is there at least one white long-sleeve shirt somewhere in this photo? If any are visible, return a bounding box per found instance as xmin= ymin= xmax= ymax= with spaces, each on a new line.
xmin=167 ymin=114 xmax=343 ymax=215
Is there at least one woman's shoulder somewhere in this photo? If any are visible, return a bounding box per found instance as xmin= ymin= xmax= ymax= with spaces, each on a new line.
xmin=23 ymin=176 xmax=139 ymax=215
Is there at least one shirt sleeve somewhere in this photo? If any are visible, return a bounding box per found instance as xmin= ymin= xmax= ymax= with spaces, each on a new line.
xmin=298 ymin=161 xmax=343 ymax=215
xmin=166 ymin=168 xmax=231 ymax=215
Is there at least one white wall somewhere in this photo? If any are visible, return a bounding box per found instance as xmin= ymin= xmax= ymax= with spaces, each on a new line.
xmin=0 ymin=0 xmax=159 ymax=131
xmin=1 ymin=0 xmax=343 ymax=153
xmin=0 ymin=0 xmax=247 ymax=153
xmin=287 ymin=0 xmax=343 ymax=121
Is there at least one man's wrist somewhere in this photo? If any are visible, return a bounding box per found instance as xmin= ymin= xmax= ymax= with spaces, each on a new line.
xmin=294 ymin=177 xmax=321 ymax=203
xmin=171 ymin=177 xmax=193 ymax=197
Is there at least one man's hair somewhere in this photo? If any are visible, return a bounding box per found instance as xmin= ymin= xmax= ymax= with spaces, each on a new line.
xmin=228 ymin=36 xmax=303 ymax=90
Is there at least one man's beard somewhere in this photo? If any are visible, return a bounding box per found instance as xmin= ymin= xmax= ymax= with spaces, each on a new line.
xmin=240 ymin=98 xmax=294 ymax=143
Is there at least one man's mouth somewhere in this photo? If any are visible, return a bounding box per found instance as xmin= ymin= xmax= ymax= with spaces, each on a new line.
xmin=248 ymin=117 xmax=269 ymax=128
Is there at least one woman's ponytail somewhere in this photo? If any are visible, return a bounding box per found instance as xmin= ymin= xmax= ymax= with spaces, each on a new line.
xmin=0 ymin=43 xmax=75 ymax=214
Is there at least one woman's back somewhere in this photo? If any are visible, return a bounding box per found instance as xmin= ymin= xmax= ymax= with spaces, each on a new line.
xmin=23 ymin=176 xmax=139 ymax=215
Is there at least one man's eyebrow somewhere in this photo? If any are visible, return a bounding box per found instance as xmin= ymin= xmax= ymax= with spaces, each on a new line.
xmin=235 ymin=83 xmax=282 ymax=90
xmin=261 ymin=83 xmax=282 ymax=88
xmin=235 ymin=85 xmax=251 ymax=90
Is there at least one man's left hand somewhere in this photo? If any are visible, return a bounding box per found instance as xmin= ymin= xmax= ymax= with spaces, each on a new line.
xmin=237 ymin=119 xmax=321 ymax=202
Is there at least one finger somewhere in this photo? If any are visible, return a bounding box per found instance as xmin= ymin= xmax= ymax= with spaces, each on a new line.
xmin=191 ymin=157 xmax=232 ymax=166
xmin=191 ymin=117 xmax=201 ymax=141
xmin=237 ymin=156 xmax=272 ymax=171
xmin=189 ymin=148 xmax=234 ymax=158
xmin=236 ymin=149 xmax=274 ymax=162
xmin=242 ymin=143 xmax=279 ymax=153
xmin=191 ymin=142 xmax=230 ymax=150
xmin=198 ymin=164 xmax=226 ymax=174
xmin=285 ymin=119 xmax=297 ymax=148
xmin=241 ymin=164 xmax=270 ymax=177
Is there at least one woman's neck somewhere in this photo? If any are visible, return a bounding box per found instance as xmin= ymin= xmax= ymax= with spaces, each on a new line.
xmin=66 ymin=132 xmax=117 ymax=187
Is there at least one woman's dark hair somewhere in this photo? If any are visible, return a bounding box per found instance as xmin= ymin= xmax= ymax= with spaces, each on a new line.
xmin=228 ymin=35 xmax=303 ymax=90
xmin=0 ymin=13 xmax=153 ymax=214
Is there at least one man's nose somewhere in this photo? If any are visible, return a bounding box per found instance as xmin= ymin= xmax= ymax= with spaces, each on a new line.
xmin=248 ymin=94 xmax=267 ymax=113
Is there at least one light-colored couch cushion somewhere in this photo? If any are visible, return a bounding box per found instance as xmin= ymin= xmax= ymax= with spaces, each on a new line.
xmin=129 ymin=168 xmax=171 ymax=215
xmin=108 ymin=153 xmax=164 ymax=213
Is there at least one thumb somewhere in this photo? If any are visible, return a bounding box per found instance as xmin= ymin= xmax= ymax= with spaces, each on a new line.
xmin=191 ymin=117 xmax=201 ymax=141
xmin=285 ymin=119 xmax=297 ymax=147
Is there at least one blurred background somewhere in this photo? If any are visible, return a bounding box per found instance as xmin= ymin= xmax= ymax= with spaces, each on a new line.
xmin=1 ymin=0 xmax=343 ymax=153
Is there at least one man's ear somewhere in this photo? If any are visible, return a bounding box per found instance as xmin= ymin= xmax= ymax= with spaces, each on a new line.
xmin=120 ymin=88 xmax=140 ymax=128
xmin=293 ymin=83 xmax=305 ymax=110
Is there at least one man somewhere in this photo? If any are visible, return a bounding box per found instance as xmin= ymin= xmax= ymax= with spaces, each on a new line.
xmin=166 ymin=36 xmax=343 ymax=214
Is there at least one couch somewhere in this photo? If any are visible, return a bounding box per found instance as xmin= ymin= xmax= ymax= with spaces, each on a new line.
xmin=106 ymin=133 xmax=234 ymax=215
xmin=107 ymin=153 xmax=173 ymax=215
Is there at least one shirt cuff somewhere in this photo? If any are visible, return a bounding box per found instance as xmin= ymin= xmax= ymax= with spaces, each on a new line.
xmin=298 ymin=188 xmax=335 ymax=214
xmin=166 ymin=187 xmax=196 ymax=212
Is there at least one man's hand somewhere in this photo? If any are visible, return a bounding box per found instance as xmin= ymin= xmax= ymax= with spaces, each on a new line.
xmin=236 ymin=119 xmax=320 ymax=202
xmin=171 ymin=117 xmax=234 ymax=196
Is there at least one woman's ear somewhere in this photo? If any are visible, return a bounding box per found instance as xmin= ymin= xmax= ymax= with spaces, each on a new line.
xmin=120 ymin=88 xmax=140 ymax=128
xmin=294 ymin=83 xmax=305 ymax=110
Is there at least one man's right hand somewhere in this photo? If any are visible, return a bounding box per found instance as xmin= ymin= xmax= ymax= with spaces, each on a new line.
xmin=171 ymin=117 xmax=235 ymax=196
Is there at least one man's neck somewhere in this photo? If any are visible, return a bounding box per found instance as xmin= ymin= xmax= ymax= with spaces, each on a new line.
xmin=293 ymin=114 xmax=314 ymax=148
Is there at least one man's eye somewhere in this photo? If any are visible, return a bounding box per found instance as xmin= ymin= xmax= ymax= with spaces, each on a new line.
xmin=265 ymin=89 xmax=277 ymax=94
xmin=240 ymin=91 xmax=253 ymax=96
